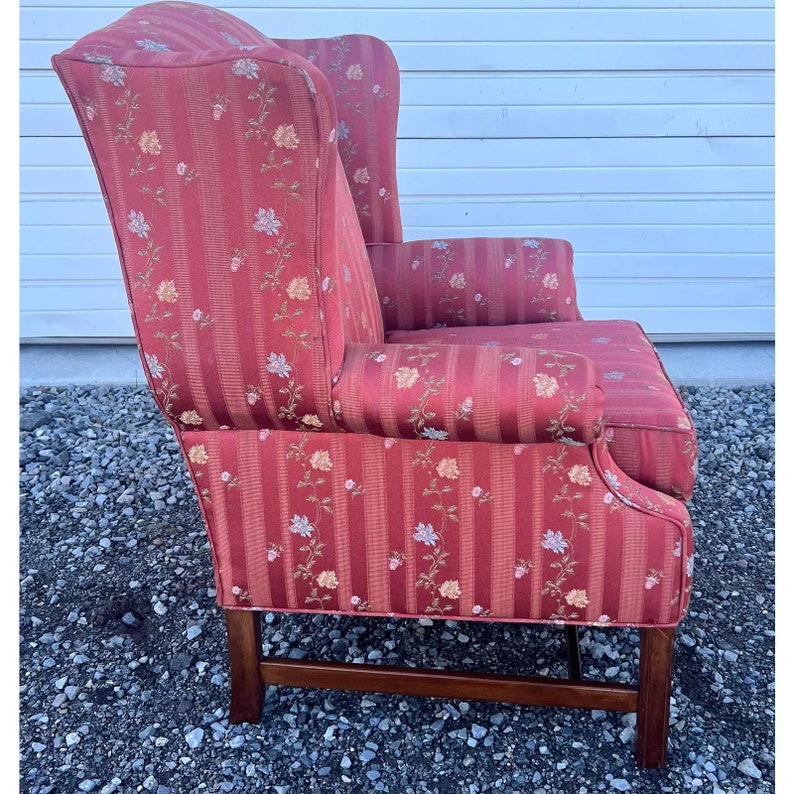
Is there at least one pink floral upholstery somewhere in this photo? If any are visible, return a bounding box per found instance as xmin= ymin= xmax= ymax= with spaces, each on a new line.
xmin=368 ymin=237 xmax=582 ymax=328
xmin=185 ymin=429 xmax=691 ymax=626
xmin=388 ymin=320 xmax=697 ymax=500
xmin=274 ymin=35 xmax=402 ymax=244
xmin=53 ymin=1 xmax=695 ymax=630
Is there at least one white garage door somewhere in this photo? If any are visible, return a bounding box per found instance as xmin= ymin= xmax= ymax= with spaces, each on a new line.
xmin=20 ymin=0 xmax=774 ymax=342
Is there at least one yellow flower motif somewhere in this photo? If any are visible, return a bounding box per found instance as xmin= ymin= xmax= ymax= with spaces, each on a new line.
xmin=346 ymin=63 xmax=363 ymax=81
xmin=394 ymin=367 xmax=420 ymax=389
xmin=138 ymin=130 xmax=161 ymax=155
xmin=565 ymin=589 xmax=589 ymax=609
xmin=179 ymin=410 xmax=203 ymax=426
xmin=317 ymin=570 xmax=339 ymax=589
xmin=272 ymin=123 xmax=300 ymax=149
xmin=286 ymin=277 xmax=311 ymax=301
xmin=533 ymin=373 xmax=559 ymax=398
xmin=542 ymin=273 xmax=559 ymax=290
xmin=301 ymin=414 xmax=323 ymax=428
xmin=436 ymin=458 xmax=460 ymax=480
xmin=439 ymin=579 xmax=461 ymax=599
xmin=567 ymin=464 xmax=592 ymax=487
xmin=155 ymin=280 xmax=179 ymax=303
xmin=309 ymin=450 xmax=332 ymax=471
xmin=353 ymin=167 xmax=370 ymax=184
xmin=188 ymin=444 xmax=208 ymax=465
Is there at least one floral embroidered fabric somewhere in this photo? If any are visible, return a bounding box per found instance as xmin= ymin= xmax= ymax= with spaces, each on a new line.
xmin=53 ymin=0 xmax=695 ymax=629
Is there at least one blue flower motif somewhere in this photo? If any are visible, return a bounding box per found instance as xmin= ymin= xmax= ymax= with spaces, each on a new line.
xmin=431 ymin=240 xmax=449 ymax=250
xmin=522 ymin=239 xmax=541 ymax=249
xmin=413 ymin=522 xmax=438 ymax=546
xmin=100 ymin=65 xmax=126 ymax=86
xmin=337 ymin=120 xmax=351 ymax=140
xmin=421 ymin=427 xmax=449 ymax=440
xmin=604 ymin=371 xmax=625 ymax=380
xmin=541 ymin=530 xmax=568 ymax=554
xmin=289 ymin=515 xmax=314 ymax=537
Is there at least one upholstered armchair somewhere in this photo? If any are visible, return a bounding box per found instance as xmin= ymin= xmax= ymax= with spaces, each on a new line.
xmin=52 ymin=1 xmax=696 ymax=768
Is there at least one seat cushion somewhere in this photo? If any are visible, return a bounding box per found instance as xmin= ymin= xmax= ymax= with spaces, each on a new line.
xmin=386 ymin=319 xmax=697 ymax=501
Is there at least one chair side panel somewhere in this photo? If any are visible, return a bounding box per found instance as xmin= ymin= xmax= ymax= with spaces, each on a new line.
xmin=183 ymin=428 xmax=693 ymax=628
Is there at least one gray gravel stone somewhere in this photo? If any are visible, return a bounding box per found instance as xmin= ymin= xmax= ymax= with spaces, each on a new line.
xmin=738 ymin=758 xmax=763 ymax=779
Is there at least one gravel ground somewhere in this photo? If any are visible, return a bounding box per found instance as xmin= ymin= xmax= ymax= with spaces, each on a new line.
xmin=19 ymin=383 xmax=775 ymax=794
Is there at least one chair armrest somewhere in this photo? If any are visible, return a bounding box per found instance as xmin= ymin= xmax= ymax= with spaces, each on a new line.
xmin=332 ymin=342 xmax=604 ymax=445
xmin=367 ymin=237 xmax=582 ymax=332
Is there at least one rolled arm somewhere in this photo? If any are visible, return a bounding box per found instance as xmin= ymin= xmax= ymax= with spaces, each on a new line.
xmin=332 ymin=342 xmax=604 ymax=445
xmin=367 ymin=237 xmax=583 ymax=332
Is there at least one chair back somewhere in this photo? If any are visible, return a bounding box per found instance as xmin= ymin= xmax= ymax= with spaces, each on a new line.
xmin=52 ymin=0 xmax=385 ymax=433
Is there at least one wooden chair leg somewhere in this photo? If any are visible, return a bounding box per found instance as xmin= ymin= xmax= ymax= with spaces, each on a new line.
xmin=635 ymin=626 xmax=675 ymax=768
xmin=225 ymin=609 xmax=263 ymax=724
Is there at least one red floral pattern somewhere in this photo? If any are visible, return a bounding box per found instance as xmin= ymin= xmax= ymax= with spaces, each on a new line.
xmin=369 ymin=236 xmax=582 ymax=329
xmin=53 ymin=1 xmax=695 ymax=632
xmin=274 ymin=35 xmax=402 ymax=245
xmin=388 ymin=320 xmax=698 ymax=500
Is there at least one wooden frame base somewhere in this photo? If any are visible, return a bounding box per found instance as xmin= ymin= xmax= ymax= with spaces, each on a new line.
xmin=225 ymin=609 xmax=675 ymax=768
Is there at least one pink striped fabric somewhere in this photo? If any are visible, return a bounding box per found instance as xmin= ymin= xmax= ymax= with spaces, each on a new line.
xmin=182 ymin=428 xmax=693 ymax=627
xmin=53 ymin=2 xmax=695 ymax=633
xmin=387 ymin=320 xmax=698 ymax=500
xmin=52 ymin=1 xmax=384 ymax=436
xmin=368 ymin=236 xmax=583 ymax=330
xmin=333 ymin=342 xmax=604 ymax=445
xmin=275 ymin=35 xmax=403 ymax=245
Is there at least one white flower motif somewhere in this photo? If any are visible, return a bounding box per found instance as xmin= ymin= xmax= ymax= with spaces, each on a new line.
xmin=136 ymin=39 xmax=170 ymax=51
xmin=144 ymin=352 xmax=164 ymax=379
xmin=231 ymin=58 xmax=259 ymax=79
xmin=266 ymin=352 xmax=291 ymax=378
xmin=127 ymin=211 xmax=150 ymax=238
xmin=604 ymin=371 xmax=626 ymax=380
xmin=541 ymin=530 xmax=568 ymax=554
xmin=604 ymin=470 xmax=620 ymax=489
xmin=687 ymin=555 xmax=695 ymax=577
xmin=253 ymin=207 xmax=281 ymax=235
xmin=289 ymin=515 xmax=314 ymax=537
xmin=673 ymin=539 xmax=683 ymax=558
xmin=542 ymin=273 xmax=559 ymax=290
xmin=345 ymin=479 xmax=356 ymax=490
xmin=100 ymin=65 xmax=126 ymax=86
xmin=413 ymin=522 xmax=438 ymax=547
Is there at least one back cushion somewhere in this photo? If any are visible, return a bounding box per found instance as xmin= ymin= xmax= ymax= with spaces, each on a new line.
xmin=52 ymin=1 xmax=384 ymax=434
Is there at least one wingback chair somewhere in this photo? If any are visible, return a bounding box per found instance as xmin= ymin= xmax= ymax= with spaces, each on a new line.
xmin=52 ymin=1 xmax=696 ymax=768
